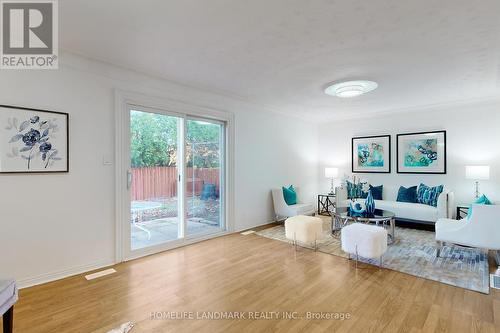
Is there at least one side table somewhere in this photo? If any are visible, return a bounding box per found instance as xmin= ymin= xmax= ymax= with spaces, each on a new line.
xmin=456 ymin=204 xmax=470 ymax=220
xmin=318 ymin=194 xmax=336 ymax=216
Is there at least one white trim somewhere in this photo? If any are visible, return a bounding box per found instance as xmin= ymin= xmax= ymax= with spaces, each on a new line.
xmin=178 ymin=116 xmax=186 ymax=239
xmin=114 ymin=89 xmax=235 ymax=262
xmin=17 ymin=259 xmax=115 ymax=289
xmin=235 ymin=219 xmax=279 ymax=233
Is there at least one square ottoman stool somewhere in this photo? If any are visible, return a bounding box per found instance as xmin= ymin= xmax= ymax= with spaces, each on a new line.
xmin=341 ymin=223 xmax=387 ymax=268
xmin=285 ymin=215 xmax=323 ymax=250
xmin=0 ymin=280 xmax=17 ymax=333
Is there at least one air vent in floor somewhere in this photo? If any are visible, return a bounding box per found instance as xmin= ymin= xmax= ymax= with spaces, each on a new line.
xmin=85 ymin=268 xmax=117 ymax=280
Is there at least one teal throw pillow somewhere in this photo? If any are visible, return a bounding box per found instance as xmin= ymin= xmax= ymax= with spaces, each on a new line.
xmin=397 ymin=186 xmax=418 ymax=203
xmin=369 ymin=185 xmax=383 ymax=200
xmin=282 ymin=185 xmax=297 ymax=205
xmin=474 ymin=194 xmax=492 ymax=205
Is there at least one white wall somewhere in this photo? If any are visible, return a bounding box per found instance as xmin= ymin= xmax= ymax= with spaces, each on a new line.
xmin=318 ymin=101 xmax=500 ymax=206
xmin=0 ymin=52 xmax=318 ymax=287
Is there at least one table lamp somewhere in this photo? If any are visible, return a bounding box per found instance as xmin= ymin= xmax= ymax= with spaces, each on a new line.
xmin=465 ymin=165 xmax=490 ymax=199
xmin=325 ymin=167 xmax=339 ymax=195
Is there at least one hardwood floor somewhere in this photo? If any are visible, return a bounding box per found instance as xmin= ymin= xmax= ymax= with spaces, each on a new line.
xmin=6 ymin=227 xmax=500 ymax=333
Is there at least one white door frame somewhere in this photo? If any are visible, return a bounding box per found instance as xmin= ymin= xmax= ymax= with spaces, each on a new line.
xmin=114 ymin=89 xmax=235 ymax=262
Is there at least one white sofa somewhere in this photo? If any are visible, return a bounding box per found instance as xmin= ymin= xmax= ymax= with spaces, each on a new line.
xmin=336 ymin=185 xmax=455 ymax=224
xmin=436 ymin=204 xmax=500 ymax=255
xmin=271 ymin=187 xmax=315 ymax=221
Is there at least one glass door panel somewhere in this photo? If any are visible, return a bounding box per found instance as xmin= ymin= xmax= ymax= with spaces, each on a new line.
xmin=129 ymin=109 xmax=181 ymax=250
xmin=186 ymin=119 xmax=224 ymax=236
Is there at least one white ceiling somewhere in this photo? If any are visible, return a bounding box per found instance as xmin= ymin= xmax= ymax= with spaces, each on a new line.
xmin=60 ymin=0 xmax=500 ymax=122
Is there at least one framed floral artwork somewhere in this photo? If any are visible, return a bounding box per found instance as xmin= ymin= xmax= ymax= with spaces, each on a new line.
xmin=397 ymin=130 xmax=446 ymax=174
xmin=352 ymin=135 xmax=391 ymax=173
xmin=0 ymin=105 xmax=69 ymax=173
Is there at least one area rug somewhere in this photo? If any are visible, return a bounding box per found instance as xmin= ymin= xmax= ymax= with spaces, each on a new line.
xmin=256 ymin=220 xmax=490 ymax=294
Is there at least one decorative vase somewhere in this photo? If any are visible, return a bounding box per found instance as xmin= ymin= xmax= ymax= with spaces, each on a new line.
xmin=349 ymin=201 xmax=365 ymax=217
xmin=365 ymin=190 xmax=375 ymax=215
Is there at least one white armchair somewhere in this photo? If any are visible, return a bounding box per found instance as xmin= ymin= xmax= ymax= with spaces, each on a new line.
xmin=271 ymin=187 xmax=315 ymax=221
xmin=436 ymin=204 xmax=500 ymax=256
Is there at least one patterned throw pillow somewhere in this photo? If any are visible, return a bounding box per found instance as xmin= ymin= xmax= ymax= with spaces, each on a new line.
xmin=416 ymin=183 xmax=444 ymax=207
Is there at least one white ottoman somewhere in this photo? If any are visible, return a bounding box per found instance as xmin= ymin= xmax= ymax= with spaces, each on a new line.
xmin=285 ymin=215 xmax=323 ymax=250
xmin=341 ymin=223 xmax=387 ymax=267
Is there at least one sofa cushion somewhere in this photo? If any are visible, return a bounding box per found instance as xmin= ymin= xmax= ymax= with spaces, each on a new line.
xmin=396 ymin=186 xmax=418 ymax=203
xmin=289 ymin=203 xmax=315 ymax=216
xmin=417 ymin=183 xmax=444 ymax=207
xmin=375 ymin=200 xmax=438 ymax=222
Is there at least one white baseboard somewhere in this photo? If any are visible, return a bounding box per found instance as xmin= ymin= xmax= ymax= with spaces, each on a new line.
xmin=235 ymin=219 xmax=279 ymax=233
xmin=17 ymin=259 xmax=115 ymax=289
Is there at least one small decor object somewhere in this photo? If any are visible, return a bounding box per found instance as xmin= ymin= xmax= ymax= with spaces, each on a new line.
xmin=352 ymin=135 xmax=391 ymax=173
xmin=365 ymin=190 xmax=375 ymax=215
xmin=465 ymin=166 xmax=490 ymax=199
xmin=324 ymin=167 xmax=339 ymax=195
xmin=282 ymin=185 xmax=297 ymax=205
xmin=0 ymin=105 xmax=69 ymax=173
xmin=345 ymin=176 xmax=369 ymax=199
xmin=397 ymin=131 xmax=446 ymax=174
xmin=349 ymin=201 xmax=366 ymax=217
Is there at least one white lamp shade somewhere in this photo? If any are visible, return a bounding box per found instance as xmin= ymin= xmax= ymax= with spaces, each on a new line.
xmin=325 ymin=167 xmax=339 ymax=178
xmin=465 ymin=166 xmax=490 ymax=180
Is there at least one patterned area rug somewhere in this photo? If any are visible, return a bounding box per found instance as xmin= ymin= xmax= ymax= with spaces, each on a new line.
xmin=256 ymin=219 xmax=489 ymax=294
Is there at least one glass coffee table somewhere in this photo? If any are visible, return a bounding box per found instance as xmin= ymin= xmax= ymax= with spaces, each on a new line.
xmin=331 ymin=207 xmax=396 ymax=244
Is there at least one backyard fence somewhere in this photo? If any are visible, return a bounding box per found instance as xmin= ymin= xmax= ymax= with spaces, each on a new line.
xmin=131 ymin=166 xmax=220 ymax=201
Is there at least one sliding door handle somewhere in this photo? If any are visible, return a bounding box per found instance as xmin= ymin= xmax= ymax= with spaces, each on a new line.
xmin=127 ymin=170 xmax=133 ymax=190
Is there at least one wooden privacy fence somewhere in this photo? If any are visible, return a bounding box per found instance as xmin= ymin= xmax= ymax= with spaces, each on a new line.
xmin=131 ymin=167 xmax=220 ymax=201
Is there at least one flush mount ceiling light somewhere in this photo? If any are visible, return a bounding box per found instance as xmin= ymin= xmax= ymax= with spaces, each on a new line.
xmin=324 ymin=80 xmax=378 ymax=98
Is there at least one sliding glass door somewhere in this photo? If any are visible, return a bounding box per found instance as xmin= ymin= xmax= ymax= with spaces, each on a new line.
xmin=124 ymin=105 xmax=225 ymax=255
xmin=129 ymin=109 xmax=182 ymax=250
xmin=186 ymin=118 xmax=224 ymax=237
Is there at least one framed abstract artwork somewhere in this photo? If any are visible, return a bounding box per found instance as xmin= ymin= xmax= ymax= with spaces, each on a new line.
xmin=397 ymin=130 xmax=446 ymax=174
xmin=352 ymin=135 xmax=391 ymax=173
xmin=0 ymin=105 xmax=69 ymax=173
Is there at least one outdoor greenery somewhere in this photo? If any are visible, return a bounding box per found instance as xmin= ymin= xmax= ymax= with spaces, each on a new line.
xmin=130 ymin=111 xmax=220 ymax=168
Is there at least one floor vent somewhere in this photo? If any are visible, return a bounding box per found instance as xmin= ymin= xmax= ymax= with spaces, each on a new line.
xmin=241 ymin=230 xmax=256 ymax=235
xmin=85 ymin=268 xmax=117 ymax=281
xmin=490 ymin=274 xmax=500 ymax=289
